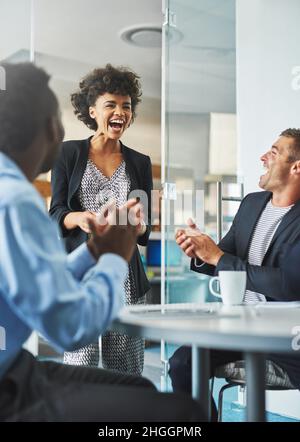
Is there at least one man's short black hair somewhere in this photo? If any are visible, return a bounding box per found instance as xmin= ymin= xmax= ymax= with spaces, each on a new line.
xmin=0 ymin=62 xmax=58 ymax=154
xmin=280 ymin=128 xmax=300 ymax=162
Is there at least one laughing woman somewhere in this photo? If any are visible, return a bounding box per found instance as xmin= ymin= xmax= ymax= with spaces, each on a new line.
xmin=49 ymin=64 xmax=152 ymax=375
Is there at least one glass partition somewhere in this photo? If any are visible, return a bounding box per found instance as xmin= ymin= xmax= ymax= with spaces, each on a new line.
xmin=162 ymin=0 xmax=237 ymax=306
xmin=161 ymin=0 xmax=237 ymax=389
xmin=0 ymin=0 xmax=32 ymax=63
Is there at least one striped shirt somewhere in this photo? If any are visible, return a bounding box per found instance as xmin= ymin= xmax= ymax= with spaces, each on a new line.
xmin=244 ymin=200 xmax=293 ymax=303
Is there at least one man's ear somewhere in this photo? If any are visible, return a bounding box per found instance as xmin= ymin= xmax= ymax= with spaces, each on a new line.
xmin=291 ymin=160 xmax=300 ymax=175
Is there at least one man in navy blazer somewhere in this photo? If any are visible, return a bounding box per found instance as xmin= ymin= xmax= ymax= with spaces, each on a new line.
xmin=170 ymin=128 xmax=300 ymax=416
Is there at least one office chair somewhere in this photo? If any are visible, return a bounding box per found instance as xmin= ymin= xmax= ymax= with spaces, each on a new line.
xmin=214 ymin=360 xmax=296 ymax=421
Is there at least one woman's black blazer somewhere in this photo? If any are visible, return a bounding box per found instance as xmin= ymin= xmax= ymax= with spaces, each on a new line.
xmin=49 ymin=137 xmax=153 ymax=297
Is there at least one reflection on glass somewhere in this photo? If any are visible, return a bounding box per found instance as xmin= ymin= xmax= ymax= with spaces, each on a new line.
xmin=164 ymin=0 xmax=237 ymax=306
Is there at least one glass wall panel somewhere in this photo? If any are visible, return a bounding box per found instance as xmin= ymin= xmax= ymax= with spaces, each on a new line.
xmin=162 ymin=0 xmax=237 ymax=306
xmin=31 ymin=0 xmax=162 ymax=200
xmin=0 ymin=0 xmax=31 ymax=63
xmin=160 ymin=0 xmax=238 ymax=391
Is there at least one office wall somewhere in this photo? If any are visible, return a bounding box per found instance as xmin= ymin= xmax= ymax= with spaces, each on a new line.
xmin=167 ymin=113 xmax=210 ymax=183
xmin=237 ymin=0 xmax=300 ymax=195
xmin=209 ymin=113 xmax=237 ymax=175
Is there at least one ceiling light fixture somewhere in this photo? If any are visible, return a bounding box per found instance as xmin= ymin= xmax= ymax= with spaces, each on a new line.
xmin=119 ymin=25 xmax=162 ymax=48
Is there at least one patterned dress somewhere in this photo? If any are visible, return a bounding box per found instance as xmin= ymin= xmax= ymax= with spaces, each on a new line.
xmin=63 ymin=158 xmax=145 ymax=375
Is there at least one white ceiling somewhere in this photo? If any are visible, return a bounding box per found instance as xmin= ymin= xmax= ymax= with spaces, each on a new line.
xmin=0 ymin=0 xmax=236 ymax=115
xmin=167 ymin=0 xmax=236 ymax=113
xmin=0 ymin=0 xmax=162 ymax=100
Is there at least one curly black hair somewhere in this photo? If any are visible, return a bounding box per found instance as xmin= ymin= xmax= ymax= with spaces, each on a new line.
xmin=71 ymin=64 xmax=142 ymax=131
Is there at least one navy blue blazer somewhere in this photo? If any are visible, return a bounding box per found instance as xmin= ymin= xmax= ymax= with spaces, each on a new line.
xmin=49 ymin=137 xmax=153 ymax=297
xmin=191 ymin=190 xmax=300 ymax=388
xmin=192 ymin=191 xmax=300 ymax=301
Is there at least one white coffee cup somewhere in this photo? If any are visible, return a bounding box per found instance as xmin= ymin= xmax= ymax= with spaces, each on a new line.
xmin=209 ymin=271 xmax=246 ymax=305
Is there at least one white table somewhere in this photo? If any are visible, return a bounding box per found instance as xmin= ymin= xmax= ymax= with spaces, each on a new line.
xmin=109 ymin=302 xmax=300 ymax=421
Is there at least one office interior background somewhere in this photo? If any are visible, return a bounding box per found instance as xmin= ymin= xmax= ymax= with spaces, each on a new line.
xmin=1 ymin=0 xmax=300 ymax=421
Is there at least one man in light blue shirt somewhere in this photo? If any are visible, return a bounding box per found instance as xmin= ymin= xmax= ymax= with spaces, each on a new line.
xmin=0 ymin=63 xmax=203 ymax=422
xmin=0 ymin=151 xmax=130 ymax=375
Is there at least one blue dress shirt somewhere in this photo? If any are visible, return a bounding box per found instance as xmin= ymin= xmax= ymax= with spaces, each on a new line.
xmin=0 ymin=153 xmax=128 ymax=379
